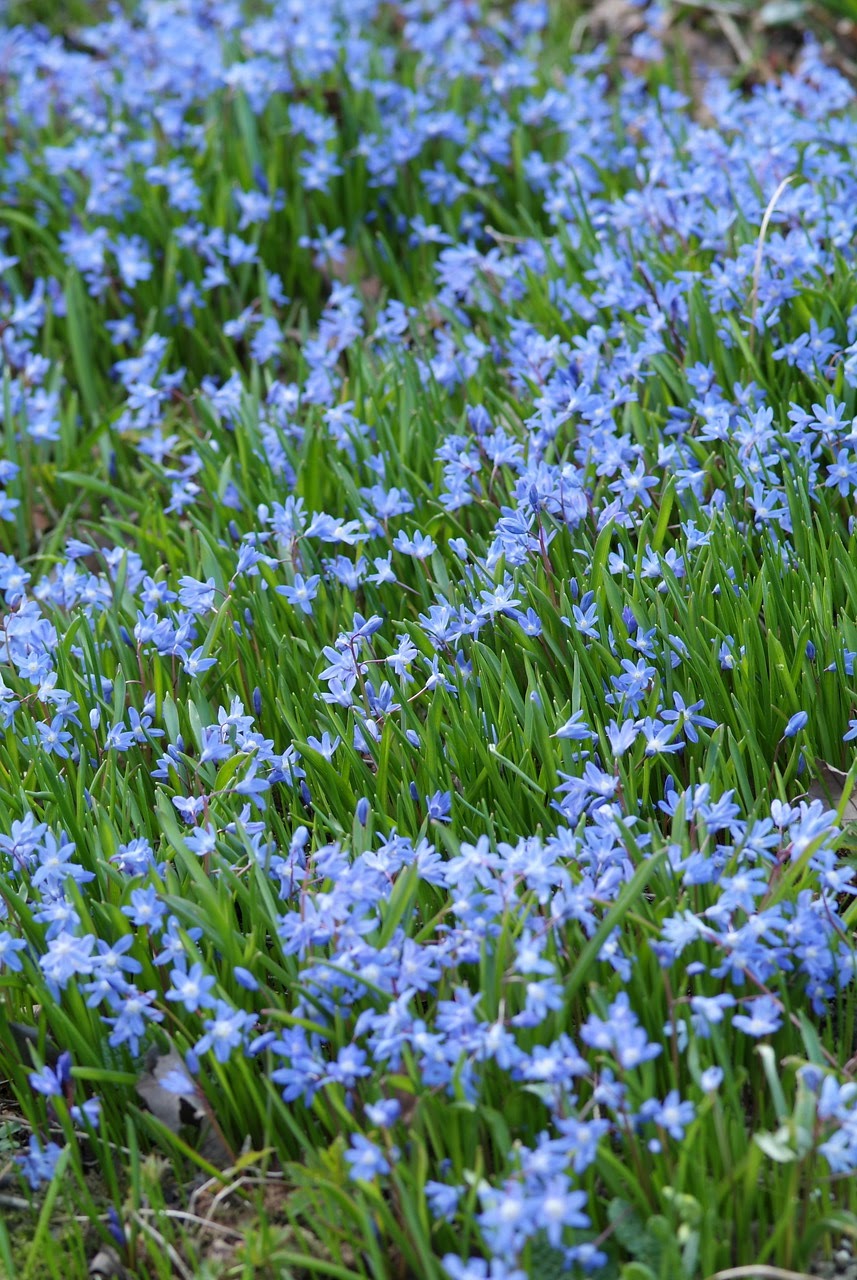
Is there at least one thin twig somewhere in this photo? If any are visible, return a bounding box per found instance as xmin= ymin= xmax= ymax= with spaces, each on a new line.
xmin=129 ymin=1212 xmax=194 ymax=1280
xmin=0 ymin=1192 xmax=30 ymax=1210
xmin=67 ymin=1207 xmax=244 ymax=1242
xmin=484 ymin=225 xmax=527 ymax=246
xmin=713 ymin=10 xmax=755 ymax=66
xmin=703 ymin=1266 xmax=826 ymax=1280
xmin=749 ymin=175 xmax=796 ymax=344
xmin=205 ymin=1174 xmax=262 ymax=1221
xmin=188 ymin=1165 xmax=282 ymax=1217
xmin=135 ymin=1207 xmax=243 ymax=1240
xmin=676 ymin=0 xmax=749 ymax=11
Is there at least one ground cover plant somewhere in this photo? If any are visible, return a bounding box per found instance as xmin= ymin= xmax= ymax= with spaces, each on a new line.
xmin=5 ymin=0 xmax=857 ymax=1275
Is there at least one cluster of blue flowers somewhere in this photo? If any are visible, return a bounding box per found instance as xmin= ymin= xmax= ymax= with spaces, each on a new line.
xmin=3 ymin=0 xmax=857 ymax=1273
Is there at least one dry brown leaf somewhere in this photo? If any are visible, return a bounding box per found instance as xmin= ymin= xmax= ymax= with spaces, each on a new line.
xmin=136 ymin=1047 xmax=231 ymax=1167
xmin=807 ymin=761 xmax=857 ymax=824
xmin=88 ymin=1246 xmax=127 ymax=1279
xmin=584 ymin=0 xmax=646 ymax=42
xmin=136 ymin=1048 xmax=204 ymax=1131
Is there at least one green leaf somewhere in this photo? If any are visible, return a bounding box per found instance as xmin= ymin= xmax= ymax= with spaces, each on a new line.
xmin=63 ymin=271 xmax=99 ymax=420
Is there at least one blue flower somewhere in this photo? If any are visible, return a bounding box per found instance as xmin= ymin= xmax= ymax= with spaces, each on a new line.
xmin=732 ymin=997 xmax=783 ymax=1038
xmin=783 ymin=711 xmax=808 ymax=739
xmin=17 ymin=1136 xmax=63 ymax=1190
xmin=0 ymin=931 xmax=27 ymax=972
xmin=344 ymin=1134 xmax=390 ymax=1182
xmin=195 ymin=1000 xmax=257 ymax=1064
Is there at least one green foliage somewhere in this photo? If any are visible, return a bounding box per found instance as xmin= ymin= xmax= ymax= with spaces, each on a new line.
xmin=1 ymin=1 xmax=857 ymax=1278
